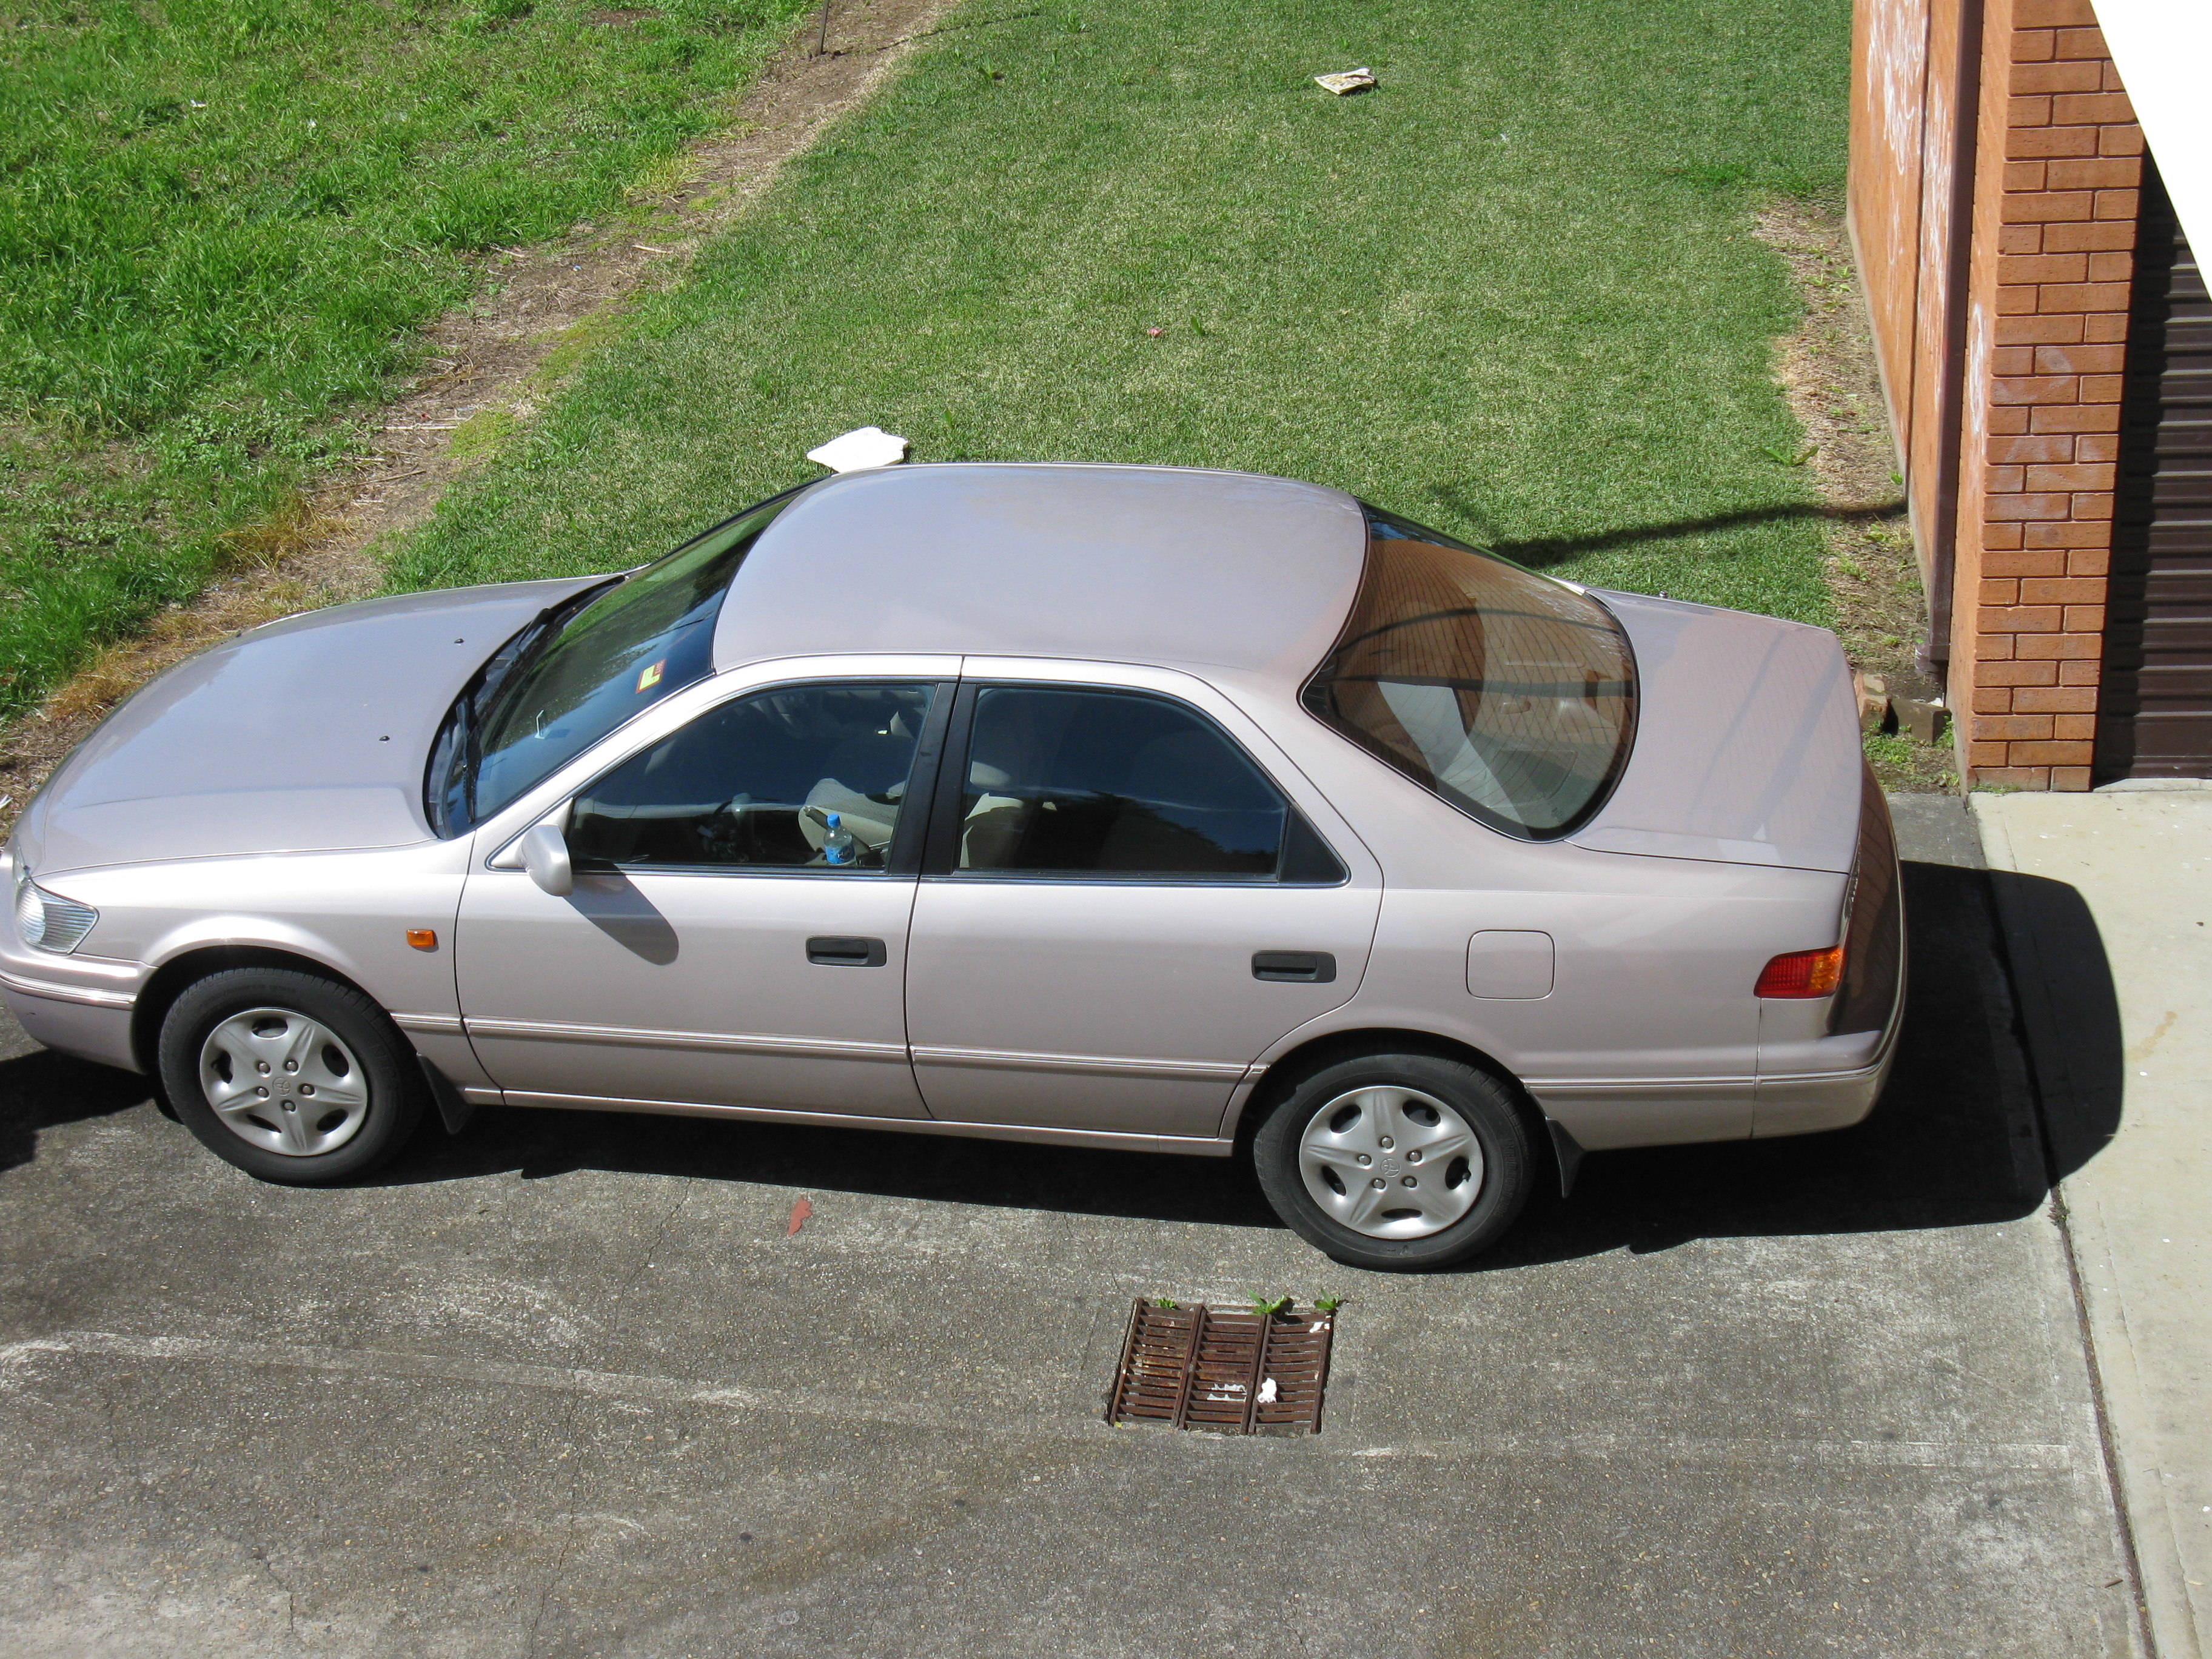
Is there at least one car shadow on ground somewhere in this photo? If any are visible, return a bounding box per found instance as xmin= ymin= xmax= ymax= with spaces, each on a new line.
xmin=0 ymin=1047 xmax=157 ymax=1176
xmin=0 ymin=860 xmax=2121 ymax=1269
xmin=385 ymin=858 xmax=2125 ymax=1270
xmin=1478 ymin=863 xmax=2121 ymax=1268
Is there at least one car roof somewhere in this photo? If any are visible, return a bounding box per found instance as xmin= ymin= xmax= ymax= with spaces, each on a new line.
xmin=711 ymin=463 xmax=1370 ymax=690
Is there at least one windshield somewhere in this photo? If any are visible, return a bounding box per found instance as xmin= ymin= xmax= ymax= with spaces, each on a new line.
xmin=427 ymin=490 xmax=801 ymax=836
xmin=1301 ymin=509 xmax=1636 ymax=839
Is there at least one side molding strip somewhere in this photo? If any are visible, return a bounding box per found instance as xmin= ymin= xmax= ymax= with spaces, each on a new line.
xmin=911 ymin=1045 xmax=1250 ymax=1082
xmin=465 ymin=1017 xmax=907 ymax=1065
xmin=392 ymin=1011 xmax=464 ymax=1036
xmin=501 ymin=1088 xmax=1239 ymax=1158
xmin=0 ymin=969 xmax=134 ymax=1011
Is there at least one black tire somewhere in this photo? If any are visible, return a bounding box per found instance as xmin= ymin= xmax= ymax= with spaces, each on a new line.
xmin=1250 ymin=1050 xmax=1536 ymax=1271
xmin=156 ymin=967 xmax=429 ymax=1185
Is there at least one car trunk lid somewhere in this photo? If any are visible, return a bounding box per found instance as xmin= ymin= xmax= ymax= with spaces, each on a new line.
xmin=1569 ymin=591 xmax=1863 ymax=874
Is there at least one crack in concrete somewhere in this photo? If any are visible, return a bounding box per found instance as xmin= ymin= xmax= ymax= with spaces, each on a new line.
xmin=251 ymin=1547 xmax=300 ymax=1646
xmin=520 ymin=1182 xmax=692 ymax=1659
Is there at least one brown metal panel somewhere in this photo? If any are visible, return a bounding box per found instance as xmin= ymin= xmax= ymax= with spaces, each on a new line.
xmin=2097 ymin=160 xmax=2212 ymax=780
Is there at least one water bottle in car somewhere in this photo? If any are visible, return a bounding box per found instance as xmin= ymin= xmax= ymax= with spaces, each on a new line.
xmin=822 ymin=811 xmax=855 ymax=866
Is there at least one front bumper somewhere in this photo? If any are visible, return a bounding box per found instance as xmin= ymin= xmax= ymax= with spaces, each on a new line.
xmin=0 ymin=847 xmax=146 ymax=1073
xmin=0 ymin=967 xmax=141 ymax=1072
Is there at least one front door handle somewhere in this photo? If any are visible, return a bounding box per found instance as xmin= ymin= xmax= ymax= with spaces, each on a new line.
xmin=1252 ymin=950 xmax=1336 ymax=984
xmin=808 ymin=935 xmax=888 ymax=967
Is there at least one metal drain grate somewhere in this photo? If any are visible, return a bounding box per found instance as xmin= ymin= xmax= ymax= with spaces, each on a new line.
xmin=1105 ymin=1300 xmax=1335 ymax=1435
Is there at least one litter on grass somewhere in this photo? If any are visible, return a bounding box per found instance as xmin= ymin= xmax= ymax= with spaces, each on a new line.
xmin=806 ymin=426 xmax=910 ymax=472
xmin=1314 ymin=67 xmax=1376 ymax=95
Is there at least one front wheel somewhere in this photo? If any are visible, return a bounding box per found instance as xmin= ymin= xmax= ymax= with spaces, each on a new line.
xmin=156 ymin=968 xmax=428 ymax=1184
xmin=1250 ymin=1051 xmax=1536 ymax=1271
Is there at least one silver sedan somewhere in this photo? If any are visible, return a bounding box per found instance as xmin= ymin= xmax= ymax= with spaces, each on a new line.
xmin=0 ymin=464 xmax=1902 ymax=1270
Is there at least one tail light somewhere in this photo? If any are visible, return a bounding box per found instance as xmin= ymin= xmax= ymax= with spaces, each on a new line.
xmin=1755 ymin=944 xmax=1844 ymax=999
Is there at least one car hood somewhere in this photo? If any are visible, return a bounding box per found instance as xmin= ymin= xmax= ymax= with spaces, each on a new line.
xmin=1570 ymin=591 xmax=1862 ymax=874
xmin=16 ymin=577 xmax=603 ymax=876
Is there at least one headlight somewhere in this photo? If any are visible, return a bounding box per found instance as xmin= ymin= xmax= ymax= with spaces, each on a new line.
xmin=13 ymin=869 xmax=98 ymax=954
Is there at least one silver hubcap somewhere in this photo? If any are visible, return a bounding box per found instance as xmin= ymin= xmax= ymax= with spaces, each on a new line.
xmin=198 ymin=1008 xmax=370 ymax=1158
xmin=1297 ymin=1085 xmax=1484 ymax=1240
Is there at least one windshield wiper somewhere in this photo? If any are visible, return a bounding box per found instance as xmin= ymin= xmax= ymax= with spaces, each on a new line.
xmin=426 ymin=577 xmax=622 ymax=836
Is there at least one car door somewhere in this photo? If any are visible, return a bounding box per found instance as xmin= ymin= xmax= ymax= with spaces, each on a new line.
xmin=456 ymin=679 xmax=948 ymax=1118
xmin=904 ymin=675 xmax=1382 ymax=1140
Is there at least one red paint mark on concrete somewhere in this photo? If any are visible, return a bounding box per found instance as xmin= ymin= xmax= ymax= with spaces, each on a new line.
xmin=785 ymin=1198 xmax=813 ymax=1236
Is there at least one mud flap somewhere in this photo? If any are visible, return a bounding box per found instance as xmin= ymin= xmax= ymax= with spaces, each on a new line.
xmin=1546 ymin=1116 xmax=1586 ymax=1198
xmin=417 ymin=1054 xmax=477 ymax=1136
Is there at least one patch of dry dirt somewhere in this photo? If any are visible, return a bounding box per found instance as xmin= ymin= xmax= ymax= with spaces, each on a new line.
xmin=1755 ymin=201 xmax=1958 ymax=794
xmin=0 ymin=0 xmax=957 ymax=835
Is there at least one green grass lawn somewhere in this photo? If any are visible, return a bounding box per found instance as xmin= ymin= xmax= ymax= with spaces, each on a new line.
xmin=392 ymin=0 xmax=1854 ymax=623
xmin=0 ymin=0 xmax=809 ymax=723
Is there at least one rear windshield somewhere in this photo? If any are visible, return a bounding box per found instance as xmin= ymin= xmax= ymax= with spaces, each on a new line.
xmin=1302 ymin=509 xmax=1636 ymax=839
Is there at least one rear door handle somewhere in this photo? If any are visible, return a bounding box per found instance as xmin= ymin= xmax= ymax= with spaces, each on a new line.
xmin=1252 ymin=950 xmax=1336 ymax=984
xmin=807 ymin=936 xmax=888 ymax=967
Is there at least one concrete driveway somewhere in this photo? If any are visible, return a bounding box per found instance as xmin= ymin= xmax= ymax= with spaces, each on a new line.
xmin=0 ymin=800 xmax=2145 ymax=1657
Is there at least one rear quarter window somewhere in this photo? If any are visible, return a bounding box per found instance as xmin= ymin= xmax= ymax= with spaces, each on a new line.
xmin=1302 ymin=510 xmax=1636 ymax=839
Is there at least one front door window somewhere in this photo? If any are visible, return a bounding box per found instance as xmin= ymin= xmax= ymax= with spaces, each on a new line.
xmin=570 ymin=683 xmax=934 ymax=872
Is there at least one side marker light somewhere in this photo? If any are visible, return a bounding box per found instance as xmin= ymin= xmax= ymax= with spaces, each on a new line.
xmin=406 ymin=929 xmax=438 ymax=951
xmin=1755 ymin=945 xmax=1843 ymax=999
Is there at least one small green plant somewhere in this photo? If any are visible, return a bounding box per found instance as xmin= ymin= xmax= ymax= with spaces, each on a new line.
xmin=1671 ymin=161 xmax=1752 ymax=192
xmin=1151 ymin=1296 xmax=1177 ymax=1309
xmin=1760 ymin=442 xmax=1818 ymax=468
xmin=1250 ymin=1294 xmax=1293 ymax=1318
xmin=1314 ymin=1295 xmax=1342 ymax=1314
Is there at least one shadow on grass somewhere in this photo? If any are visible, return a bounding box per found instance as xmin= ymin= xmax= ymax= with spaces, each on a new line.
xmin=1421 ymin=491 xmax=1907 ymax=571
xmin=390 ymin=860 xmax=2123 ymax=1274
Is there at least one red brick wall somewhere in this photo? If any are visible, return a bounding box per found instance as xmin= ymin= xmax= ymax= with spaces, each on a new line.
xmin=1950 ymin=0 xmax=2143 ymax=787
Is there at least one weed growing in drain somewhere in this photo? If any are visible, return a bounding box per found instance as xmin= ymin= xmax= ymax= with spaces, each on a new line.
xmin=1248 ymin=1295 xmax=1295 ymax=1319
xmin=1314 ymin=1295 xmax=1344 ymax=1315
xmin=0 ymin=0 xmax=811 ymax=724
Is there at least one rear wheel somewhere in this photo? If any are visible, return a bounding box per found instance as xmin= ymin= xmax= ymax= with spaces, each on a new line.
xmin=156 ymin=968 xmax=427 ymax=1184
xmin=1251 ymin=1051 xmax=1535 ymax=1270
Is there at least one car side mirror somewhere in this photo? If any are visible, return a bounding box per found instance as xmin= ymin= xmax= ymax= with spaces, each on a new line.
xmin=520 ymin=822 xmax=574 ymax=897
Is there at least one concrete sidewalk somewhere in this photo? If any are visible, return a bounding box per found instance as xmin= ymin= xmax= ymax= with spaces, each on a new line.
xmin=1976 ymin=786 xmax=2212 ymax=1659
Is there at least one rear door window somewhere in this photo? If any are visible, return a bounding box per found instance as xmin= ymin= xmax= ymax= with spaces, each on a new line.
xmin=946 ymin=686 xmax=1341 ymax=882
